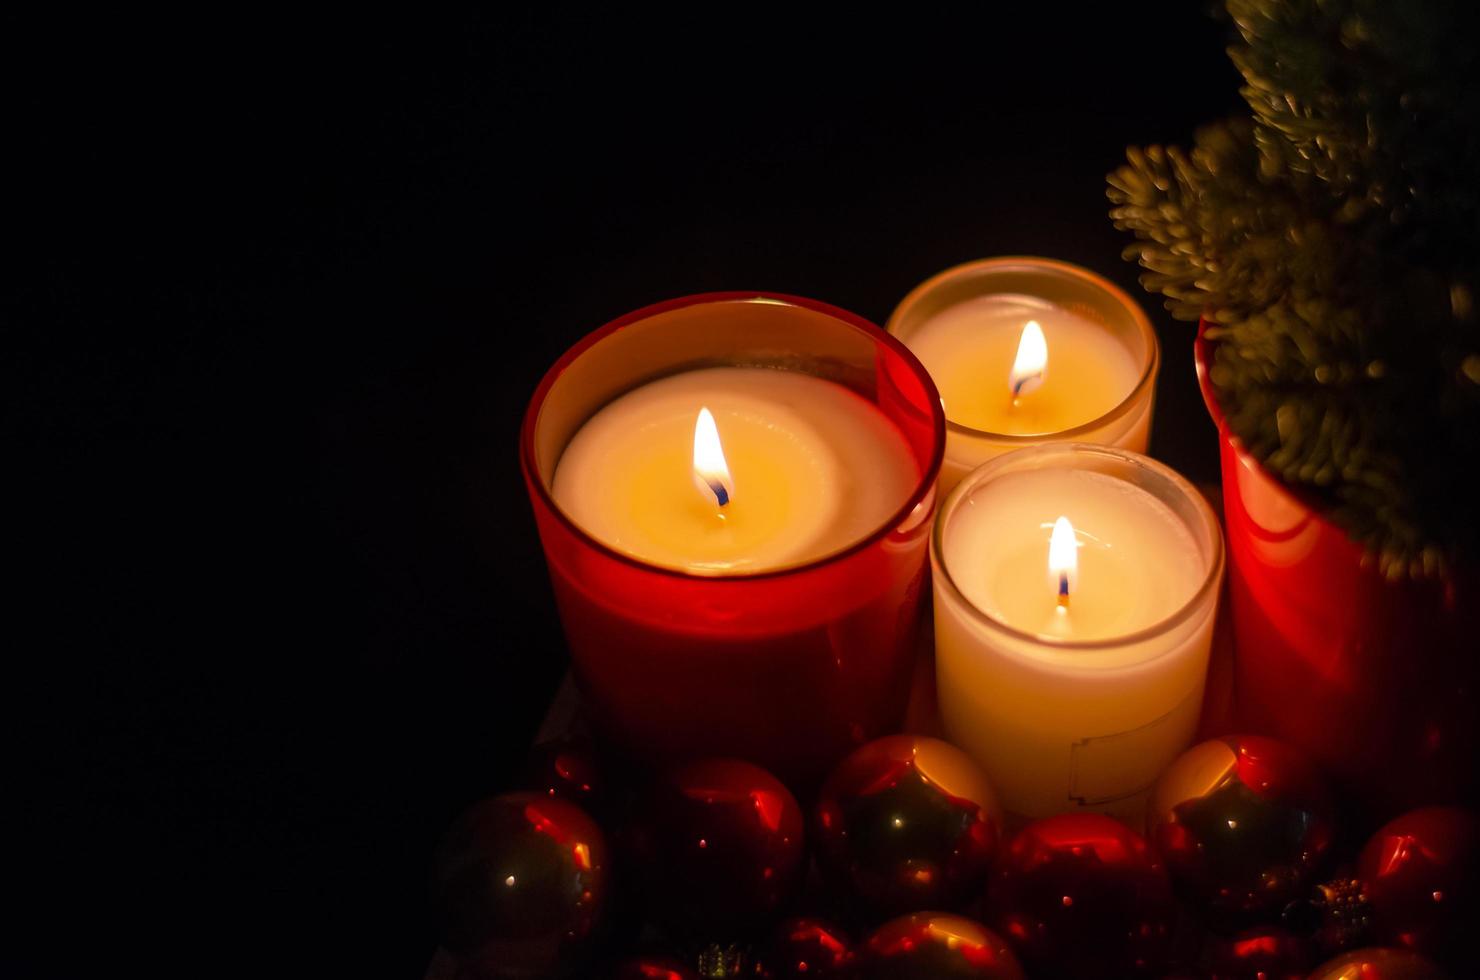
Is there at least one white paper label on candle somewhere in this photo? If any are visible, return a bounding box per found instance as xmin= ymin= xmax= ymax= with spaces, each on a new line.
xmin=1067 ymin=685 xmax=1202 ymax=807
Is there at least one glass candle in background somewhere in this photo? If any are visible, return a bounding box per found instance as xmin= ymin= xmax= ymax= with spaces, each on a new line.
xmin=888 ymin=257 xmax=1159 ymax=493
xmin=932 ymin=444 xmax=1224 ymax=825
xmin=522 ymin=293 xmax=945 ymax=788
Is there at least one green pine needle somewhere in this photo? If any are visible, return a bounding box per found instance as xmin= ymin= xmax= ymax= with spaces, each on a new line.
xmin=1108 ymin=0 xmax=1480 ymax=578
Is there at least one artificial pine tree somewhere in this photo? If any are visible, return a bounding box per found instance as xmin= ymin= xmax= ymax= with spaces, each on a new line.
xmin=1108 ymin=0 xmax=1480 ymax=578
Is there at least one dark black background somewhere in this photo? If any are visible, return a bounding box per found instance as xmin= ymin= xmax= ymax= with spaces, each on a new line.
xmin=16 ymin=7 xmax=1243 ymax=976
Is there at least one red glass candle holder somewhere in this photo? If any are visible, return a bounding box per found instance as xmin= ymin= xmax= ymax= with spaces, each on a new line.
xmin=521 ymin=293 xmax=946 ymax=787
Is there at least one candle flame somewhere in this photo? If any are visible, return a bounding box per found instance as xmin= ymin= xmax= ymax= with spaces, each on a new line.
xmin=1010 ymin=320 xmax=1048 ymax=398
xmin=692 ymin=406 xmax=735 ymax=508
xmin=1049 ymin=515 xmax=1078 ymax=610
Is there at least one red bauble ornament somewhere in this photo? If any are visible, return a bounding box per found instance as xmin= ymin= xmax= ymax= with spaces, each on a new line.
xmin=1358 ymin=806 xmax=1479 ymax=965
xmin=610 ymin=955 xmax=698 ymax=980
xmin=523 ymin=736 xmax=609 ymax=817
xmin=812 ymin=735 xmax=1003 ymax=920
xmin=858 ymin=912 xmax=1024 ymax=979
xmin=1149 ymin=734 xmax=1336 ymax=927
xmin=1205 ymin=925 xmax=1315 ymax=979
xmin=1307 ymin=946 xmax=1450 ymax=980
xmin=986 ymin=813 xmax=1176 ymax=979
xmin=752 ymin=917 xmax=855 ymax=979
xmin=627 ymin=758 xmax=804 ymax=939
xmin=432 ymin=792 xmax=609 ymax=978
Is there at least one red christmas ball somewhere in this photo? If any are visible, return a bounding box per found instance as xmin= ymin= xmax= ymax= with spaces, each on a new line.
xmin=858 ymin=912 xmax=1024 ymax=979
xmin=628 ymin=758 xmax=804 ymax=940
xmin=1358 ymin=806 xmax=1480 ymax=964
xmin=432 ymin=792 xmax=609 ymax=978
xmin=1205 ymin=924 xmax=1315 ymax=979
xmin=986 ymin=813 xmax=1176 ymax=979
xmin=523 ymin=736 xmax=609 ymax=817
xmin=812 ymin=735 xmax=1003 ymax=920
xmin=752 ymin=918 xmax=855 ymax=979
xmin=1306 ymin=946 xmax=1450 ymax=980
xmin=1149 ymin=734 xmax=1336 ymax=927
xmin=609 ymin=955 xmax=698 ymax=980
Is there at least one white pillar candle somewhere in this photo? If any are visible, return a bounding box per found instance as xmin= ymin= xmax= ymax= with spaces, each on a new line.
xmin=889 ymin=257 xmax=1159 ymax=492
xmin=552 ymin=367 xmax=919 ymax=574
xmin=932 ymin=444 xmax=1224 ymax=824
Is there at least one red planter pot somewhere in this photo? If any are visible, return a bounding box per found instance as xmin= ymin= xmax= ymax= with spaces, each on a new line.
xmin=1195 ymin=321 xmax=1478 ymax=820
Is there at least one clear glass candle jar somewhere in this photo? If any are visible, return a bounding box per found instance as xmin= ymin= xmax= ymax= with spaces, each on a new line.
xmin=932 ymin=443 xmax=1224 ymax=823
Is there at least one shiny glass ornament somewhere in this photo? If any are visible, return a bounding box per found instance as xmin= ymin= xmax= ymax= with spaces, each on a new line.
xmin=812 ymin=735 xmax=1002 ymax=920
xmin=859 ymin=912 xmax=1024 ymax=979
xmin=1359 ymin=806 xmax=1479 ymax=965
xmin=523 ymin=736 xmax=609 ymax=817
xmin=627 ymin=758 xmax=804 ymax=939
xmin=1205 ymin=924 xmax=1314 ymax=979
xmin=987 ymin=813 xmax=1176 ymax=978
xmin=1149 ymin=734 xmax=1335 ymax=927
xmin=752 ymin=917 xmax=855 ymax=978
xmin=610 ymin=955 xmax=699 ymax=980
xmin=1306 ymin=946 xmax=1450 ymax=980
xmin=432 ymin=792 xmax=608 ymax=978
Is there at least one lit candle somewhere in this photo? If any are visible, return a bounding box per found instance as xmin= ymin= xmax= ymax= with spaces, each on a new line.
xmin=552 ymin=367 xmax=918 ymax=574
xmin=1008 ymin=318 xmax=1048 ymax=400
xmin=1049 ymin=515 xmax=1076 ymax=614
xmin=932 ymin=444 xmax=1224 ymax=823
xmin=522 ymin=293 xmax=946 ymax=784
xmin=889 ymin=257 xmax=1159 ymax=492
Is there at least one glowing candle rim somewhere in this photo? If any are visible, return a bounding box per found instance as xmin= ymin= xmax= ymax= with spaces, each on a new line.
xmin=887 ymin=256 xmax=1159 ymax=442
xmin=519 ymin=291 xmax=947 ymax=583
xmin=930 ymin=442 xmax=1224 ymax=656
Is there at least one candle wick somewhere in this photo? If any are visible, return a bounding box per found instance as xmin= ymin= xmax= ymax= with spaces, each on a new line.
xmin=1057 ymin=571 xmax=1070 ymax=611
xmin=708 ymin=480 xmax=730 ymax=508
xmin=1010 ymin=372 xmax=1041 ymax=404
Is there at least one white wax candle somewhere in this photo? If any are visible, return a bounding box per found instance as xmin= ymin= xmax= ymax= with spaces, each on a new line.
xmin=908 ymin=295 xmax=1141 ymax=437
xmin=888 ymin=258 xmax=1160 ymax=494
xmin=553 ymin=367 xmax=918 ymax=574
xmin=933 ymin=450 xmax=1221 ymax=824
xmin=948 ymin=469 xmax=1202 ymax=640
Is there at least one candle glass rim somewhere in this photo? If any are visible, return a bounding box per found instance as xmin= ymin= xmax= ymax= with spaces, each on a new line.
xmin=887 ymin=255 xmax=1160 ymax=443
xmin=930 ymin=442 xmax=1225 ymax=654
xmin=520 ymin=291 xmax=947 ymax=582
